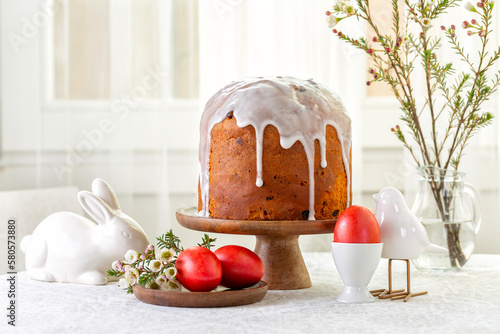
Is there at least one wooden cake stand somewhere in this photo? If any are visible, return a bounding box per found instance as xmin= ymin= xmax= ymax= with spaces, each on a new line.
xmin=176 ymin=207 xmax=336 ymax=290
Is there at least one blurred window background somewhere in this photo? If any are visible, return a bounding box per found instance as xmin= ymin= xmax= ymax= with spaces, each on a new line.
xmin=1 ymin=0 xmax=499 ymax=270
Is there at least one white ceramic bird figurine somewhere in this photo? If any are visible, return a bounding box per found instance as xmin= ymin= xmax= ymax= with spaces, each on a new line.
xmin=373 ymin=187 xmax=447 ymax=259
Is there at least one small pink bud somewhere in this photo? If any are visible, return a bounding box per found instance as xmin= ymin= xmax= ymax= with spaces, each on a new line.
xmin=471 ymin=19 xmax=477 ymax=25
xmin=374 ymin=74 xmax=379 ymax=79
xmin=391 ymin=128 xmax=395 ymax=132
xmin=372 ymin=37 xmax=378 ymax=42
xmin=338 ymin=31 xmax=343 ymax=37
xmin=396 ymin=125 xmax=400 ymax=130
xmin=462 ymin=21 xmax=470 ymax=28
xmin=395 ymin=42 xmax=400 ymax=47
xmin=441 ymin=25 xmax=446 ymax=30
xmin=397 ymin=36 xmax=403 ymax=42
xmin=332 ymin=29 xmax=338 ymax=33
xmin=369 ymin=69 xmax=375 ymax=74
xmin=450 ymin=24 xmax=456 ymax=30
xmin=477 ymin=1 xmax=485 ymax=7
xmin=467 ymin=30 xmax=474 ymax=36
xmin=451 ymin=33 xmax=456 ymax=38
xmin=479 ymin=30 xmax=486 ymax=37
xmin=325 ymin=11 xmax=332 ymax=16
xmin=368 ymin=48 xmax=374 ymax=54
xmin=385 ymin=47 xmax=391 ymax=52
xmin=366 ymin=81 xmax=372 ymax=86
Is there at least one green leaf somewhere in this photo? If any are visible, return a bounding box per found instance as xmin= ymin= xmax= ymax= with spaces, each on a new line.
xmin=107 ymin=269 xmax=123 ymax=278
xmin=198 ymin=234 xmax=217 ymax=250
xmin=156 ymin=229 xmax=184 ymax=254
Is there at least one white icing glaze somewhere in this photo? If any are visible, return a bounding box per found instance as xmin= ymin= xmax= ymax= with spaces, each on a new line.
xmin=198 ymin=76 xmax=351 ymax=220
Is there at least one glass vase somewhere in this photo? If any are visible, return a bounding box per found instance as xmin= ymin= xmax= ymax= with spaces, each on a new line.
xmin=411 ymin=166 xmax=482 ymax=271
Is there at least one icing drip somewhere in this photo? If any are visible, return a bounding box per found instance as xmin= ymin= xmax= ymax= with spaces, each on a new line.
xmin=198 ymin=76 xmax=352 ymax=220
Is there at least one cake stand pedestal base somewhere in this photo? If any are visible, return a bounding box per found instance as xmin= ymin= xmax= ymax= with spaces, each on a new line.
xmin=255 ymin=235 xmax=311 ymax=290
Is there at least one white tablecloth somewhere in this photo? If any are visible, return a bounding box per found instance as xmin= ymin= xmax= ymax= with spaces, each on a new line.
xmin=2 ymin=253 xmax=500 ymax=333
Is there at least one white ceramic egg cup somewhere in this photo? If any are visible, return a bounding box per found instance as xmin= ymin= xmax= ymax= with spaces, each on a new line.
xmin=331 ymin=242 xmax=383 ymax=303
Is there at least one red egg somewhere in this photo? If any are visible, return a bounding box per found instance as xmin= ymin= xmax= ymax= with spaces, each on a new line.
xmin=334 ymin=205 xmax=381 ymax=243
xmin=175 ymin=246 xmax=222 ymax=292
xmin=214 ymin=245 xmax=264 ymax=289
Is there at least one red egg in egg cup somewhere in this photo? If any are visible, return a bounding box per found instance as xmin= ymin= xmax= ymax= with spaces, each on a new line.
xmin=331 ymin=205 xmax=383 ymax=303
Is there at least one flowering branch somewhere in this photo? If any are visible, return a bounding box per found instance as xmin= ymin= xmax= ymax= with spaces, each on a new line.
xmin=326 ymin=0 xmax=496 ymax=170
xmin=107 ymin=230 xmax=216 ymax=293
xmin=326 ymin=0 xmax=497 ymax=268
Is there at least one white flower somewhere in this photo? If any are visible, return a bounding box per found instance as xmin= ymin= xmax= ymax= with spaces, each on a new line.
xmin=402 ymin=35 xmax=411 ymax=44
xmin=342 ymin=1 xmax=356 ymax=16
xmin=125 ymin=267 xmax=140 ymax=285
xmin=465 ymin=1 xmax=476 ymax=11
xmin=148 ymin=260 xmax=163 ymax=272
xmin=427 ymin=0 xmax=436 ymax=4
xmin=326 ymin=15 xmax=338 ymax=29
xmin=488 ymin=0 xmax=495 ymax=4
xmin=124 ymin=249 xmax=139 ymax=263
xmin=117 ymin=278 xmax=130 ymax=289
xmin=156 ymin=248 xmax=175 ymax=262
xmin=145 ymin=281 xmax=160 ymax=289
xmin=155 ymin=275 xmax=168 ymax=287
xmin=111 ymin=260 xmax=123 ymax=271
xmin=164 ymin=266 xmax=178 ymax=280
xmin=161 ymin=278 xmax=182 ymax=291
xmin=422 ymin=18 xmax=432 ymax=28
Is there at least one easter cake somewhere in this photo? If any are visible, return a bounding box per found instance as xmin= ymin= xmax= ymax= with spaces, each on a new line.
xmin=197 ymin=76 xmax=352 ymax=221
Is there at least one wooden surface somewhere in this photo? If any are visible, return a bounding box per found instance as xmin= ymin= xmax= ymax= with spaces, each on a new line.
xmin=133 ymin=281 xmax=268 ymax=308
xmin=176 ymin=207 xmax=336 ymax=290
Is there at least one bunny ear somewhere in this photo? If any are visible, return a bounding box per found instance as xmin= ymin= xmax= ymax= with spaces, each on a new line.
xmin=78 ymin=191 xmax=114 ymax=225
xmin=91 ymin=178 xmax=121 ymax=211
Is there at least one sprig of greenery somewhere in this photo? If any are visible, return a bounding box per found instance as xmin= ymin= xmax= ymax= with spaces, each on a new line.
xmin=107 ymin=230 xmax=216 ymax=294
xmin=198 ymin=234 xmax=217 ymax=249
xmin=156 ymin=229 xmax=184 ymax=254
xmin=106 ymin=269 xmax=123 ymax=278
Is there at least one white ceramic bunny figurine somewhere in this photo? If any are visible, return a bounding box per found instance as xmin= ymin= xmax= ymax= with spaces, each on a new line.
xmin=20 ymin=178 xmax=149 ymax=285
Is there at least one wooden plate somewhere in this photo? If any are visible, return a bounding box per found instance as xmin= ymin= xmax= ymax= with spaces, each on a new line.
xmin=133 ymin=281 xmax=268 ymax=308
xmin=176 ymin=207 xmax=337 ymax=236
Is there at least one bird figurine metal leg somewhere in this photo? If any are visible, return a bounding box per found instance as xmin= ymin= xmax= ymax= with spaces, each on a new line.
xmin=370 ymin=259 xmax=428 ymax=302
